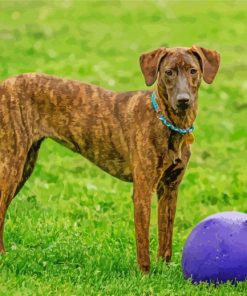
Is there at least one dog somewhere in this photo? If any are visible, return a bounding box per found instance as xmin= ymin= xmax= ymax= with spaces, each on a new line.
xmin=0 ymin=45 xmax=220 ymax=272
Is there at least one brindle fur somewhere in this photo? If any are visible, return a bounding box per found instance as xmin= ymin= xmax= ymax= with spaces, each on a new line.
xmin=0 ymin=46 xmax=220 ymax=272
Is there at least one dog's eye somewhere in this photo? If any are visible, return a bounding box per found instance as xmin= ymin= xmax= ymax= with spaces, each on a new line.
xmin=190 ymin=68 xmax=197 ymax=75
xmin=165 ymin=70 xmax=173 ymax=76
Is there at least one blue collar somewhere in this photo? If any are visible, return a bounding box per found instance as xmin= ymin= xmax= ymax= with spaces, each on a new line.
xmin=151 ymin=92 xmax=194 ymax=135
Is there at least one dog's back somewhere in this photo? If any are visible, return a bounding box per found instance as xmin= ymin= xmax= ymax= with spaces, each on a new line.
xmin=0 ymin=73 xmax=153 ymax=181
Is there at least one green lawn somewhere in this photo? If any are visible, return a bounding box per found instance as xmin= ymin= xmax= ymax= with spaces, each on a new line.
xmin=0 ymin=0 xmax=247 ymax=295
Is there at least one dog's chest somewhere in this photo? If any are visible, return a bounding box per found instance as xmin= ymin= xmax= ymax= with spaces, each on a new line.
xmin=157 ymin=132 xmax=193 ymax=170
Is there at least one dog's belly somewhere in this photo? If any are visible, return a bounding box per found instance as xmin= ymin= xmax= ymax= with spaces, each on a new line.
xmin=88 ymin=155 xmax=133 ymax=182
xmin=79 ymin=147 xmax=133 ymax=182
xmin=54 ymin=133 xmax=133 ymax=182
xmin=73 ymin=111 xmax=133 ymax=181
xmin=79 ymin=136 xmax=133 ymax=182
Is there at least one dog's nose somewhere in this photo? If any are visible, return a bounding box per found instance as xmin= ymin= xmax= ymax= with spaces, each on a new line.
xmin=177 ymin=93 xmax=190 ymax=104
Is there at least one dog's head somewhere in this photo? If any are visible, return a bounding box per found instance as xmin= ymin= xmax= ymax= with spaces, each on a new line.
xmin=140 ymin=46 xmax=220 ymax=113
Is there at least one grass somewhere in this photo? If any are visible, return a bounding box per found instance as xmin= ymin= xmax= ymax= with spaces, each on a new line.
xmin=0 ymin=0 xmax=247 ymax=295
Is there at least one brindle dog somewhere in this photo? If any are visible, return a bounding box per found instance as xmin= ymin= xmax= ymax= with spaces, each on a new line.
xmin=0 ymin=45 xmax=220 ymax=272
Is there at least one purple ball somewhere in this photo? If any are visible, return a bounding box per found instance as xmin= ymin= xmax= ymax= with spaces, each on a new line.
xmin=182 ymin=211 xmax=247 ymax=283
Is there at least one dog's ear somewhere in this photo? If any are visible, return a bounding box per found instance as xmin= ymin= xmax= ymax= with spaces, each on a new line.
xmin=139 ymin=48 xmax=167 ymax=86
xmin=191 ymin=45 xmax=220 ymax=84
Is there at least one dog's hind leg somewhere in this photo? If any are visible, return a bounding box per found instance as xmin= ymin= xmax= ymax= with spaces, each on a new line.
xmin=12 ymin=139 xmax=44 ymax=200
xmin=0 ymin=145 xmax=31 ymax=253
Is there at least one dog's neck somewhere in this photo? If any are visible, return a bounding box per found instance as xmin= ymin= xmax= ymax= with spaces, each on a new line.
xmin=155 ymin=82 xmax=198 ymax=130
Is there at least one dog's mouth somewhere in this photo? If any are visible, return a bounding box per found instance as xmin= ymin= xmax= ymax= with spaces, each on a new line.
xmin=172 ymin=102 xmax=192 ymax=116
xmin=177 ymin=101 xmax=190 ymax=111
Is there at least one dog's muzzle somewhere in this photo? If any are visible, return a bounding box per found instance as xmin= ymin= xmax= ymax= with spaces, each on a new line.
xmin=176 ymin=93 xmax=191 ymax=110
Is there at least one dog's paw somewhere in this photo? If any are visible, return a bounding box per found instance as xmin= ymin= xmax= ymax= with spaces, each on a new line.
xmin=140 ymin=264 xmax=150 ymax=274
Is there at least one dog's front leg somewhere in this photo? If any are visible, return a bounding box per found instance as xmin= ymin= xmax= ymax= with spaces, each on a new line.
xmin=156 ymin=158 xmax=189 ymax=262
xmin=133 ymin=177 xmax=154 ymax=273
xmin=157 ymin=183 xmax=179 ymax=262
